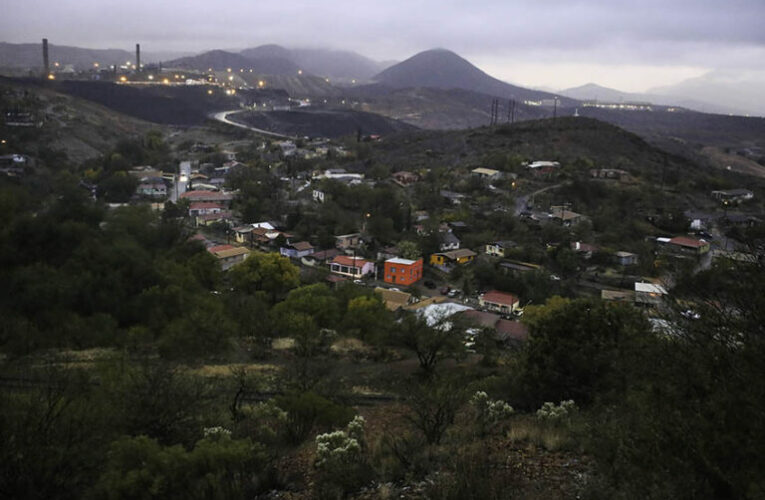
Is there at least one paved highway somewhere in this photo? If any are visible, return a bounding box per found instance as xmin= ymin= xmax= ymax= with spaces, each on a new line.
xmin=211 ymin=110 xmax=294 ymax=139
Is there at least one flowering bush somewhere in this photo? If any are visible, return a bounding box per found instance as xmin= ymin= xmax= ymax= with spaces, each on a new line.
xmin=536 ymin=400 xmax=577 ymax=421
xmin=470 ymin=391 xmax=514 ymax=436
xmin=314 ymin=416 xmax=371 ymax=496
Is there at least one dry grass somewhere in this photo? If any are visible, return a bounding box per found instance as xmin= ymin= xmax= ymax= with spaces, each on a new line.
xmin=188 ymin=363 xmax=281 ymax=377
xmin=271 ymin=338 xmax=295 ymax=350
xmin=507 ymin=415 xmax=573 ymax=451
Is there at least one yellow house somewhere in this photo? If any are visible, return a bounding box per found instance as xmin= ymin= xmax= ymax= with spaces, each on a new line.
xmin=430 ymin=248 xmax=477 ymax=267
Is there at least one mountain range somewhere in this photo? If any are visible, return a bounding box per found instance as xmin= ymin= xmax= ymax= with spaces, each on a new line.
xmin=559 ymin=80 xmax=761 ymax=117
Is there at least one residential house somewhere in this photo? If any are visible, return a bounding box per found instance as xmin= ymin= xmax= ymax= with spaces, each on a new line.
xmin=485 ymin=240 xmax=517 ymax=258
xmin=439 ymin=231 xmax=461 ymax=252
xmin=711 ymin=189 xmax=754 ymax=204
xmin=136 ymin=180 xmax=167 ymax=198
xmin=303 ymin=248 xmax=341 ymax=265
xmin=526 ymin=161 xmax=561 ymax=177
xmin=180 ymin=190 xmax=234 ymax=206
xmin=550 ymin=206 xmax=584 ymax=226
xmin=280 ymin=241 xmax=315 ymax=259
xmin=665 ymin=236 xmax=711 ymax=256
xmin=233 ymin=226 xmax=254 ymax=244
xmin=429 ymin=249 xmax=477 ymax=268
xmin=335 ymin=233 xmax=362 ymax=250
xmin=195 ymin=211 xmax=232 ymax=227
xmin=189 ymin=202 xmax=223 ymax=217
xmin=500 ymin=260 xmax=541 ymax=274
xmin=375 ymin=287 xmax=413 ymax=311
xmin=471 ymin=167 xmax=502 ymax=182
xmin=392 ymin=171 xmax=419 ymax=187
xmin=635 ymin=282 xmax=667 ymax=308
xmin=207 ymin=244 xmax=250 ymax=271
xmin=384 ymin=257 xmax=423 ymax=286
xmin=615 ymin=251 xmax=639 ymax=266
xmin=479 ymin=290 xmax=520 ymax=315
xmin=329 ymin=255 xmax=376 ymax=279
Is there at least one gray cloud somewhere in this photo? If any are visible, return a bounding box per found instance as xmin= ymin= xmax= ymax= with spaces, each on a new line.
xmin=2 ymin=0 xmax=764 ymax=89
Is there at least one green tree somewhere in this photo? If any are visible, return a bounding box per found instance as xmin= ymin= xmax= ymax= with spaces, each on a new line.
xmin=519 ymin=297 xmax=651 ymax=407
xmin=397 ymin=240 xmax=421 ymax=260
xmin=229 ymin=253 xmax=299 ymax=303
xmin=392 ymin=312 xmax=467 ymax=374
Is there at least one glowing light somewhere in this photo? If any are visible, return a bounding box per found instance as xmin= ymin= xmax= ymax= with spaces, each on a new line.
xmin=249 ymin=69 xmax=253 ymax=73
xmin=325 ymin=78 xmax=330 ymax=83
xmin=258 ymin=80 xmax=265 ymax=87
xmin=163 ymin=78 xmax=170 ymax=84
xmin=0 ymin=139 xmax=5 ymax=144
xmin=228 ymin=75 xmax=234 ymax=81
xmin=119 ymin=76 xmax=127 ymax=82
xmin=207 ymin=89 xmax=213 ymax=95
xmin=93 ymin=62 xmax=100 ymax=68
xmin=147 ymin=74 xmax=154 ymax=80
xmin=298 ymin=69 xmax=303 ymax=75
xmin=239 ymin=68 xmax=243 ymax=72
xmin=54 ymin=62 xmax=60 ymax=67
xmin=351 ymin=79 xmax=356 ymax=84
xmin=47 ymin=74 xmax=55 ymax=80
xmin=226 ymin=68 xmax=232 ymax=73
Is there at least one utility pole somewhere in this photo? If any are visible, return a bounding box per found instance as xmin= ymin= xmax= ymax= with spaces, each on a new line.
xmin=553 ymin=97 xmax=558 ymax=121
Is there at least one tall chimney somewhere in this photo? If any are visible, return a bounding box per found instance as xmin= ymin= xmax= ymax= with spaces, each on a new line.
xmin=135 ymin=43 xmax=141 ymax=71
xmin=42 ymin=38 xmax=49 ymax=77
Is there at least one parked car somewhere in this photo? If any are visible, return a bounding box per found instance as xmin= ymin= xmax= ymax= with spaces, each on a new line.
xmin=447 ymin=289 xmax=461 ymax=298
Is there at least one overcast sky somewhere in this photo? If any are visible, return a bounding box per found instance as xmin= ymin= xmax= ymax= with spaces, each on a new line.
xmin=3 ymin=0 xmax=764 ymax=92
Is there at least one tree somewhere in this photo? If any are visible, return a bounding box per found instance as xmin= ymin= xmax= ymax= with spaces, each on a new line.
xmin=404 ymin=376 xmax=466 ymax=445
xmin=397 ymin=240 xmax=421 ymax=260
xmin=519 ymin=297 xmax=651 ymax=407
xmin=341 ymin=294 xmax=391 ymax=344
xmin=392 ymin=312 xmax=466 ymax=374
xmin=229 ymin=253 xmax=299 ymax=304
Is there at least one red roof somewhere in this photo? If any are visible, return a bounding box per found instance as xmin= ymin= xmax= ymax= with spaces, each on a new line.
xmin=669 ymin=236 xmax=708 ymax=248
xmin=331 ymin=255 xmax=369 ymax=268
xmin=207 ymin=244 xmax=235 ymax=254
xmin=190 ymin=201 xmax=223 ymax=210
xmin=480 ymin=290 xmax=519 ymax=306
xmin=496 ymin=320 xmax=529 ymax=342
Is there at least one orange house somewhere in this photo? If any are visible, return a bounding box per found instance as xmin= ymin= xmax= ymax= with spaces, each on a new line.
xmin=384 ymin=257 xmax=423 ymax=286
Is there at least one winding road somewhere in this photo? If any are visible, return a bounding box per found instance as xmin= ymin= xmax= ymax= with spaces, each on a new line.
xmin=211 ymin=110 xmax=294 ymax=139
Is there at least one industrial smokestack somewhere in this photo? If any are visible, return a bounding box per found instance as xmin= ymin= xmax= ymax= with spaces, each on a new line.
xmin=42 ymin=38 xmax=49 ymax=78
xmin=135 ymin=43 xmax=141 ymax=72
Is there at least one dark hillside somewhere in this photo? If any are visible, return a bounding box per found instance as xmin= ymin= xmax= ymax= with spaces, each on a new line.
xmin=372 ymin=117 xmax=701 ymax=180
xmin=51 ymin=80 xmax=237 ymax=125
xmin=227 ymin=108 xmax=417 ymax=138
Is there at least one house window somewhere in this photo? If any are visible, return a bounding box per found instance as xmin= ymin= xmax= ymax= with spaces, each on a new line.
xmin=391 ymin=267 xmax=396 ymax=273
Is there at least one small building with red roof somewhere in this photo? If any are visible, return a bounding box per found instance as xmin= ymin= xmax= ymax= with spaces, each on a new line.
xmin=666 ymin=236 xmax=710 ymax=256
xmin=479 ymin=290 xmax=520 ymax=315
xmin=329 ymin=255 xmax=376 ymax=279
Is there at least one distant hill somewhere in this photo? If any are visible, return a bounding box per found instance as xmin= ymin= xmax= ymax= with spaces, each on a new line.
xmin=0 ymin=42 xmax=188 ymax=70
xmin=559 ymin=82 xmax=750 ymax=117
xmin=240 ymin=44 xmax=388 ymax=80
xmin=373 ymin=49 xmax=574 ymax=105
xmin=649 ymin=70 xmax=765 ymax=117
xmin=167 ymin=50 xmax=301 ymax=75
